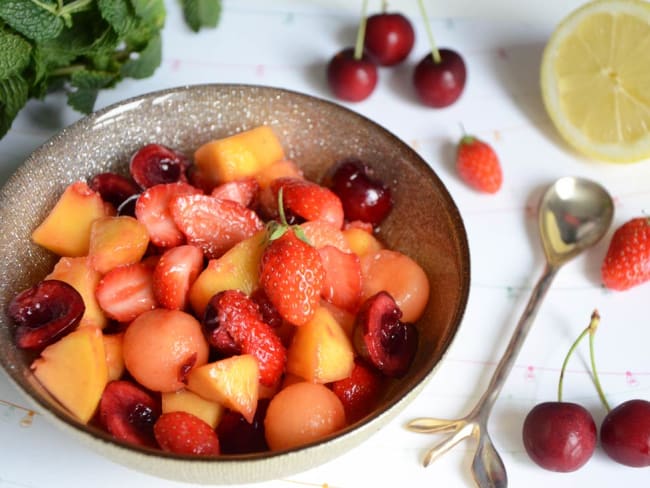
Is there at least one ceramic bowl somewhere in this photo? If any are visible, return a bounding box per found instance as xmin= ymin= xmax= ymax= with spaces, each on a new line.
xmin=0 ymin=84 xmax=470 ymax=484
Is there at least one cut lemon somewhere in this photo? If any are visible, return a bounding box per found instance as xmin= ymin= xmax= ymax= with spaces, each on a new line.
xmin=541 ymin=0 xmax=650 ymax=162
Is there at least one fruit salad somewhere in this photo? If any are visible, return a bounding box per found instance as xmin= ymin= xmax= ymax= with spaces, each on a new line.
xmin=8 ymin=125 xmax=430 ymax=456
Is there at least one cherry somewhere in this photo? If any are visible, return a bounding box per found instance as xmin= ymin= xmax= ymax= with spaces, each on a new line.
xmin=202 ymin=290 xmax=246 ymax=356
xmin=364 ymin=11 xmax=415 ymax=66
xmin=413 ymin=0 xmax=466 ymax=108
xmin=98 ymin=380 xmax=161 ymax=448
xmin=324 ymin=158 xmax=392 ymax=226
xmin=327 ymin=0 xmax=378 ymax=102
xmin=129 ymin=143 xmax=190 ymax=189
xmin=522 ymin=311 xmax=600 ymax=471
xmin=352 ymin=291 xmax=418 ymax=378
xmin=217 ymin=399 xmax=270 ymax=454
xmin=89 ymin=172 xmax=140 ymax=209
xmin=601 ymin=398 xmax=650 ymax=467
xmin=9 ymin=280 xmax=85 ymax=350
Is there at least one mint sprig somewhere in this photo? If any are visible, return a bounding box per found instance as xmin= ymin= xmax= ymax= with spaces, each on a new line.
xmin=0 ymin=0 xmax=222 ymax=140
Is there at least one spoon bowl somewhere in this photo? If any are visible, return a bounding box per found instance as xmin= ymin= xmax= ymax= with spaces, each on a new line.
xmin=408 ymin=176 xmax=614 ymax=488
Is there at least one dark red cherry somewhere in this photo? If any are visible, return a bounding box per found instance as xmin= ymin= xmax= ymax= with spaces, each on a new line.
xmin=522 ymin=402 xmax=597 ymax=472
xmin=129 ymin=143 xmax=190 ymax=189
xmin=413 ymin=48 xmax=466 ymax=108
xmin=600 ymin=399 xmax=650 ymax=467
xmin=217 ymin=399 xmax=270 ymax=454
xmin=99 ymin=380 xmax=161 ymax=448
xmin=9 ymin=280 xmax=85 ymax=350
xmin=325 ymin=159 xmax=392 ymax=226
xmin=364 ymin=12 xmax=415 ymax=66
xmin=89 ymin=172 xmax=140 ymax=209
xmin=353 ymin=291 xmax=418 ymax=378
xmin=327 ymin=48 xmax=378 ymax=102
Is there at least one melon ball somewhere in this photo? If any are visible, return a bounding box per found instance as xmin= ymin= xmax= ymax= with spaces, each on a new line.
xmin=123 ymin=308 xmax=209 ymax=392
xmin=264 ymin=382 xmax=346 ymax=451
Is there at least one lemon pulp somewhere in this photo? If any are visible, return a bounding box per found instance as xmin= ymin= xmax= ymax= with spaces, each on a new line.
xmin=541 ymin=0 xmax=650 ymax=162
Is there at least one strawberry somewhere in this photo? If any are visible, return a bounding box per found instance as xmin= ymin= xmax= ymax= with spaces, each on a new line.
xmin=331 ymin=358 xmax=384 ymax=423
xmin=135 ymin=182 xmax=201 ymax=247
xmin=203 ymin=290 xmax=286 ymax=387
xmin=318 ymin=245 xmax=362 ymax=311
xmin=260 ymin=228 xmax=325 ymax=326
xmin=601 ymin=217 xmax=650 ymax=291
xmin=300 ymin=220 xmax=351 ymax=252
xmin=271 ymin=177 xmax=344 ymax=229
xmin=210 ymin=177 xmax=259 ymax=208
xmin=170 ymin=194 xmax=263 ymax=259
xmin=153 ymin=411 xmax=220 ymax=456
xmin=99 ymin=380 xmax=161 ymax=448
xmin=456 ymin=135 xmax=502 ymax=193
xmin=96 ymin=262 xmax=157 ymax=323
xmin=153 ymin=245 xmax=204 ymax=310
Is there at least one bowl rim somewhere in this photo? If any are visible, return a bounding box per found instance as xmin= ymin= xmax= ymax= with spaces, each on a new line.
xmin=0 ymin=83 xmax=471 ymax=483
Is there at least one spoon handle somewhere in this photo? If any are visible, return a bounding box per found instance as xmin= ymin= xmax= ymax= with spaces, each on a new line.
xmin=472 ymin=262 xmax=559 ymax=418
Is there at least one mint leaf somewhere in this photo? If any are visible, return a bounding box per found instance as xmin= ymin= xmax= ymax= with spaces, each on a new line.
xmin=67 ymin=87 xmax=98 ymax=114
xmin=182 ymin=0 xmax=221 ymax=32
xmin=99 ymin=0 xmax=137 ymax=37
xmin=0 ymin=28 xmax=31 ymax=78
xmin=131 ymin=0 xmax=166 ymax=29
xmin=71 ymin=69 xmax=117 ymax=90
xmin=0 ymin=73 xmax=28 ymax=137
xmin=121 ymin=32 xmax=162 ymax=79
xmin=0 ymin=0 xmax=64 ymax=42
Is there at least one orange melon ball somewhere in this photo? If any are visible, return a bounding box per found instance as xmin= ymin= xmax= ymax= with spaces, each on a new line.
xmin=123 ymin=309 xmax=209 ymax=392
xmin=264 ymin=382 xmax=346 ymax=451
xmin=360 ymin=249 xmax=430 ymax=323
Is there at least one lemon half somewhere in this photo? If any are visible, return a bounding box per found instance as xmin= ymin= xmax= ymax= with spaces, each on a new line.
xmin=541 ymin=0 xmax=650 ymax=162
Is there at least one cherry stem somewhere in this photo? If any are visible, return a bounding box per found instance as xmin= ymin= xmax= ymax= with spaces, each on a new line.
xmin=587 ymin=310 xmax=611 ymax=412
xmin=417 ymin=0 xmax=442 ymax=64
xmin=354 ymin=0 xmax=369 ymax=61
xmin=557 ymin=320 xmax=590 ymax=403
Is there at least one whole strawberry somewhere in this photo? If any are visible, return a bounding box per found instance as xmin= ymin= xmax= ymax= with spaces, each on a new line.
xmin=601 ymin=217 xmax=650 ymax=291
xmin=456 ymin=135 xmax=502 ymax=193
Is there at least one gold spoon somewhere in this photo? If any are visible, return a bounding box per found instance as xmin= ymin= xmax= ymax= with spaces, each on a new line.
xmin=407 ymin=176 xmax=614 ymax=487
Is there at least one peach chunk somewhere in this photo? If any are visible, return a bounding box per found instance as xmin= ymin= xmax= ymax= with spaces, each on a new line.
xmin=264 ymin=382 xmax=346 ymax=451
xmin=88 ymin=216 xmax=150 ymax=274
xmin=122 ymin=309 xmax=209 ymax=393
xmin=45 ymin=256 xmax=107 ymax=329
xmin=360 ymin=249 xmax=430 ymax=323
xmin=186 ymin=355 xmax=260 ymax=423
xmin=31 ymin=326 xmax=108 ymax=423
xmin=286 ymin=306 xmax=354 ymax=383
xmin=189 ymin=230 xmax=266 ymax=317
xmin=32 ymin=181 xmax=112 ymax=256
xmin=194 ymin=126 xmax=285 ymax=186
xmin=162 ymin=388 xmax=225 ymax=429
xmin=343 ymin=227 xmax=383 ymax=257
xmin=103 ymin=333 xmax=125 ymax=382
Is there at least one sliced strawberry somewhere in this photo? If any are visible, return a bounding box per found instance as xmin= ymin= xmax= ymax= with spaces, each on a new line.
xmin=210 ymin=177 xmax=259 ymax=208
xmin=153 ymin=245 xmax=204 ymax=310
xmin=99 ymin=380 xmax=161 ymax=448
xmin=96 ymin=262 xmax=157 ymax=323
xmin=271 ymin=177 xmax=344 ymax=229
xmin=300 ymin=220 xmax=351 ymax=252
xmin=318 ymin=245 xmax=362 ymax=312
xmin=260 ymin=228 xmax=325 ymax=326
xmin=331 ymin=358 xmax=384 ymax=423
xmin=170 ymin=194 xmax=263 ymax=259
xmin=135 ymin=182 xmax=201 ymax=248
xmin=203 ymin=290 xmax=286 ymax=387
xmin=153 ymin=411 xmax=220 ymax=456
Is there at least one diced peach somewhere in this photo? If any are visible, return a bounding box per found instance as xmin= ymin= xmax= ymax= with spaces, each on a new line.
xmin=343 ymin=227 xmax=384 ymax=257
xmin=189 ymin=230 xmax=266 ymax=317
xmin=45 ymin=256 xmax=107 ymax=329
xmin=88 ymin=216 xmax=150 ymax=274
xmin=103 ymin=333 xmax=125 ymax=382
xmin=254 ymin=159 xmax=303 ymax=190
xmin=186 ymin=354 xmax=259 ymax=423
xmin=286 ymin=306 xmax=355 ymax=383
xmin=162 ymin=388 xmax=225 ymax=429
xmin=194 ymin=126 xmax=285 ymax=186
xmin=31 ymin=326 xmax=108 ymax=423
xmin=320 ymin=300 xmax=355 ymax=337
xmin=32 ymin=181 xmax=112 ymax=256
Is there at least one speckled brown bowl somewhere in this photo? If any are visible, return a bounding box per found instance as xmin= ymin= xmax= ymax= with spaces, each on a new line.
xmin=0 ymin=84 xmax=470 ymax=484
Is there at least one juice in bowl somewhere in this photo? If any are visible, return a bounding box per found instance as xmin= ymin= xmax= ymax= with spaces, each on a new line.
xmin=0 ymin=84 xmax=470 ymax=484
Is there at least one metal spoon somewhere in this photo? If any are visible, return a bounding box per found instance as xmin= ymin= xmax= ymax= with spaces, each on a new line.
xmin=407 ymin=176 xmax=614 ymax=488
